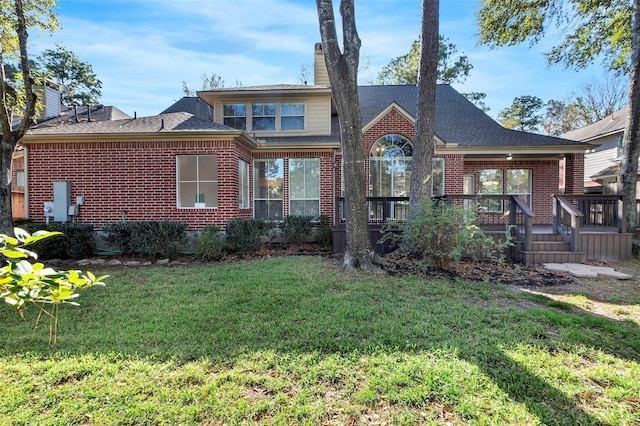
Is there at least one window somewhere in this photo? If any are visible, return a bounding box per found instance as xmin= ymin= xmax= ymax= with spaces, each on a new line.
xmin=506 ymin=169 xmax=531 ymax=206
xmin=254 ymin=159 xmax=283 ymax=219
xmin=252 ymin=103 xmax=276 ymax=130
xmin=370 ymin=134 xmax=412 ymax=220
xmin=478 ymin=168 xmax=531 ymax=212
xmin=478 ymin=169 xmax=503 ymax=212
xmin=281 ymin=102 xmax=305 ymax=130
xmin=289 ymin=158 xmax=320 ymax=217
xmin=617 ymin=133 xmax=623 ymax=158
xmin=223 ymin=103 xmax=246 ymax=130
xmin=238 ymin=159 xmax=250 ymax=209
xmin=177 ymin=155 xmax=218 ymax=208
xmin=15 ymin=171 xmax=25 ymax=188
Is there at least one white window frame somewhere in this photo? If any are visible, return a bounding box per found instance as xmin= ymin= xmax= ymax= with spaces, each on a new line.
xmin=223 ymin=103 xmax=247 ymax=130
xmin=289 ymin=158 xmax=320 ymax=218
xmin=253 ymin=158 xmax=284 ymax=220
xmin=176 ymin=154 xmax=218 ymax=208
xmin=252 ymin=102 xmax=276 ymax=131
xmin=238 ymin=159 xmax=250 ymax=209
xmin=280 ymin=102 xmax=305 ymax=131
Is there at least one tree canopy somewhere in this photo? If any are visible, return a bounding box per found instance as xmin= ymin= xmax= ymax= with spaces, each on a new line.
xmin=498 ymin=95 xmax=544 ymax=132
xmin=0 ymin=0 xmax=59 ymax=235
xmin=36 ymin=44 xmax=102 ymax=105
xmin=477 ymin=0 xmax=631 ymax=72
xmin=377 ymin=35 xmax=472 ymax=85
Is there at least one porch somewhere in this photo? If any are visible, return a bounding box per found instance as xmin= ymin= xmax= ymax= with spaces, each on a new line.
xmin=332 ymin=194 xmax=633 ymax=265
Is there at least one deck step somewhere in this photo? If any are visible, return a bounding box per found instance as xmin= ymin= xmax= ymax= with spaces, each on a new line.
xmin=518 ymin=251 xmax=585 ymax=265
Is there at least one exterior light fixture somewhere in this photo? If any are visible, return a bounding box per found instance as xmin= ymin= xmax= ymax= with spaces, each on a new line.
xmin=506 ymin=153 xmax=513 ymax=160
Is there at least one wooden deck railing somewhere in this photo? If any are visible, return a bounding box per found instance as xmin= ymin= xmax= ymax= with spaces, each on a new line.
xmin=334 ymin=194 xmax=534 ymax=249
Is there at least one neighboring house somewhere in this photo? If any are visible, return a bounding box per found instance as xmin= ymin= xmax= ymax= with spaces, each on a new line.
xmin=563 ymin=107 xmax=629 ymax=194
xmin=20 ymin=44 xmax=590 ymax=232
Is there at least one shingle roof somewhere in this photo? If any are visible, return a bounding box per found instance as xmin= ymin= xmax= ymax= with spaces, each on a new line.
xmin=563 ymin=107 xmax=627 ymax=142
xmin=359 ymin=84 xmax=586 ymax=147
xmin=33 ymin=105 xmax=131 ymax=127
xmin=29 ymin=112 xmax=236 ymax=135
xmin=160 ymin=97 xmax=213 ymax=121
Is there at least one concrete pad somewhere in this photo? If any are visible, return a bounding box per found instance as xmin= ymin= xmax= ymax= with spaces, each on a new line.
xmin=542 ymin=263 xmax=633 ymax=280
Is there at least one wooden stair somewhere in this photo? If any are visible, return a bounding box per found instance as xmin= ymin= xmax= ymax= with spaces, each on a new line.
xmin=514 ymin=232 xmax=585 ymax=265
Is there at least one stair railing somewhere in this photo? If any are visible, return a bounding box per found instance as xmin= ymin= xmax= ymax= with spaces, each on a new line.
xmin=553 ymin=195 xmax=583 ymax=252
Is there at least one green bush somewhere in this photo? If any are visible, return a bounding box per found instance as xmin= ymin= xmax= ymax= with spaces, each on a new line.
xmin=103 ymin=221 xmax=188 ymax=258
xmin=632 ymin=238 xmax=640 ymax=257
xmin=197 ymin=224 xmax=225 ymax=260
xmin=382 ymin=198 xmax=510 ymax=269
xmin=282 ymin=215 xmax=314 ymax=244
xmin=314 ymin=214 xmax=333 ymax=247
xmin=16 ymin=222 xmax=96 ymax=260
xmin=224 ymin=218 xmax=273 ymax=253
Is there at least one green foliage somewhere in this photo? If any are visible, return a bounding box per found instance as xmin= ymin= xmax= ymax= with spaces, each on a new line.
xmin=103 ymin=221 xmax=188 ymax=258
xmin=377 ymin=35 xmax=473 ymax=85
xmin=476 ymin=0 xmax=631 ymax=72
xmin=196 ymin=224 xmax=225 ymax=260
xmin=498 ymin=95 xmax=544 ymax=131
xmin=16 ymin=222 xmax=95 ymax=259
xmin=281 ymin=215 xmax=314 ymax=244
xmin=224 ymin=218 xmax=273 ymax=254
xmin=632 ymin=238 xmax=640 ymax=257
xmin=36 ymin=44 xmax=102 ymax=105
xmin=314 ymin=214 xmax=333 ymax=247
xmin=0 ymin=228 xmax=107 ymax=343
xmin=385 ymin=198 xmax=509 ymax=269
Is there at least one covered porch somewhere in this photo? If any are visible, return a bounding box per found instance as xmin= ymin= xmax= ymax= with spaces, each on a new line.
xmin=332 ymin=194 xmax=632 ymax=264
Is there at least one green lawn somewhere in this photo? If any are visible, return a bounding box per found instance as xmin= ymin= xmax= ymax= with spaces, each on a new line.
xmin=1 ymin=256 xmax=639 ymax=425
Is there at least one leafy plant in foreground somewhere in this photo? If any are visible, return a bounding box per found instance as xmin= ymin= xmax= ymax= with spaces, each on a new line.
xmin=0 ymin=228 xmax=107 ymax=343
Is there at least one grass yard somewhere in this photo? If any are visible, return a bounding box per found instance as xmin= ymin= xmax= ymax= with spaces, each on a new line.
xmin=1 ymin=255 xmax=639 ymax=425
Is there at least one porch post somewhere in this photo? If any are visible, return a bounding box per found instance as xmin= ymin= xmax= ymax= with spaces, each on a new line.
xmin=564 ymin=153 xmax=585 ymax=195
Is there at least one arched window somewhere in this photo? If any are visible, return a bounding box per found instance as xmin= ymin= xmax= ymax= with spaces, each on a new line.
xmin=370 ymin=134 xmax=413 ymax=198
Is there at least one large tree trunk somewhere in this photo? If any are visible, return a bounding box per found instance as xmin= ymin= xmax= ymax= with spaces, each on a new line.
xmin=620 ymin=0 xmax=640 ymax=234
xmin=316 ymin=0 xmax=376 ymax=272
xmin=409 ymin=0 xmax=439 ymax=208
xmin=404 ymin=0 xmax=439 ymax=251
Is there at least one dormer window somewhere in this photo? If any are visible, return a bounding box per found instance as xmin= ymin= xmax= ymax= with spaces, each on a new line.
xmin=252 ymin=103 xmax=276 ymax=130
xmin=223 ymin=103 xmax=247 ymax=130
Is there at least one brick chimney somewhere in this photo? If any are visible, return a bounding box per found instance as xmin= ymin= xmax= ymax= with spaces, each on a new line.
xmin=314 ymin=43 xmax=330 ymax=86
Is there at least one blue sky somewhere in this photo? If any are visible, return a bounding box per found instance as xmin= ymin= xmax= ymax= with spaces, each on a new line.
xmin=34 ymin=0 xmax=614 ymax=118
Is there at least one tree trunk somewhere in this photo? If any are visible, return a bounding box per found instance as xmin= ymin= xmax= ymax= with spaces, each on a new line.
xmin=409 ymin=0 xmax=439 ymax=209
xmin=404 ymin=0 xmax=439 ymax=251
xmin=0 ymin=0 xmax=38 ymax=236
xmin=316 ymin=0 xmax=377 ymax=272
xmin=620 ymin=0 xmax=640 ymax=233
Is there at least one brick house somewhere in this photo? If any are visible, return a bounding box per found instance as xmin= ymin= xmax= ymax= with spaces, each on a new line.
xmin=18 ymin=44 xmax=609 ymax=262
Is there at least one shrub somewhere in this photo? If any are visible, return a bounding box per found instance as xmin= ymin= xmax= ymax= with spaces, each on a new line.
xmin=16 ymin=222 xmax=96 ymax=260
xmin=282 ymin=215 xmax=314 ymax=244
xmin=197 ymin=224 xmax=225 ymax=260
xmin=224 ymin=218 xmax=273 ymax=253
xmin=314 ymin=214 xmax=333 ymax=247
xmin=0 ymin=228 xmax=107 ymax=343
xmin=633 ymin=238 xmax=640 ymax=257
xmin=382 ymin=198 xmax=510 ymax=269
xmin=103 ymin=221 xmax=188 ymax=258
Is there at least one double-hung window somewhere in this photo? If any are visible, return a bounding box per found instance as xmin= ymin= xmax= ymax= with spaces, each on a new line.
xmin=177 ymin=155 xmax=218 ymax=208
xmin=238 ymin=159 xmax=250 ymax=209
xmin=280 ymin=102 xmax=305 ymax=130
xmin=254 ymin=159 xmax=283 ymax=219
xmin=478 ymin=168 xmax=531 ymax=211
xmin=478 ymin=169 xmax=503 ymax=212
xmin=252 ymin=103 xmax=276 ymax=130
xmin=506 ymin=169 xmax=531 ymax=206
xmin=223 ymin=103 xmax=247 ymax=130
xmin=289 ymin=158 xmax=320 ymax=217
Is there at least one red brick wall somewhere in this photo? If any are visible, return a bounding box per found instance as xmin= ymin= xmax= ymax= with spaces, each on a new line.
xmin=26 ymin=140 xmax=336 ymax=230
xmin=27 ymin=139 xmax=251 ymax=230
xmin=463 ymin=160 xmax=559 ymax=224
xmin=564 ymin=153 xmax=585 ymax=194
